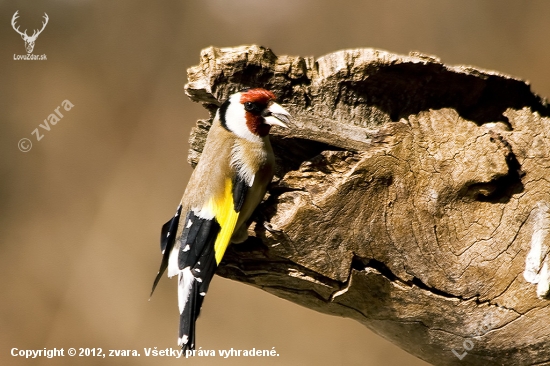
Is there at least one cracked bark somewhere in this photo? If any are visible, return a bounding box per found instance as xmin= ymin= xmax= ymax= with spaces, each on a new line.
xmin=184 ymin=45 xmax=550 ymax=366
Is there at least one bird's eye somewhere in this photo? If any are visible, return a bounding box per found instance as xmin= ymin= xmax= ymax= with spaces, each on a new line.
xmin=244 ymin=101 xmax=264 ymax=114
xmin=244 ymin=102 xmax=255 ymax=112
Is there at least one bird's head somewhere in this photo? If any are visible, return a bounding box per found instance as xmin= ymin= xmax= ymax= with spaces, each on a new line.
xmin=219 ymin=88 xmax=291 ymax=141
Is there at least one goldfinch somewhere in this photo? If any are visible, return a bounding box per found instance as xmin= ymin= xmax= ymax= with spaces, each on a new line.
xmin=151 ymin=88 xmax=291 ymax=351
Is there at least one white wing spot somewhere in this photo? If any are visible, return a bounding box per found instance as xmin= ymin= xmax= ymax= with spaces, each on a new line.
xmin=183 ymin=244 xmax=190 ymax=252
xmin=200 ymin=292 xmax=206 ymax=296
xmin=186 ymin=220 xmax=193 ymax=228
xmin=197 ymin=208 xmax=215 ymax=220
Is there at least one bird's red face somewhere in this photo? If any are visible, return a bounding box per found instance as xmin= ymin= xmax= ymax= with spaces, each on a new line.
xmin=240 ymin=89 xmax=277 ymax=137
xmin=220 ymin=88 xmax=291 ymax=140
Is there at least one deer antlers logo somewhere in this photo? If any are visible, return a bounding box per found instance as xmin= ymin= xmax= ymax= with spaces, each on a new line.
xmin=11 ymin=11 xmax=49 ymax=54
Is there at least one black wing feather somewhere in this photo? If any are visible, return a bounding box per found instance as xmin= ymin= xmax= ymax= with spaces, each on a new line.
xmin=232 ymin=174 xmax=249 ymax=212
xmin=150 ymin=204 xmax=182 ymax=297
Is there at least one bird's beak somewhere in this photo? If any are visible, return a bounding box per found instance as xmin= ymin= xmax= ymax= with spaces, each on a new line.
xmin=262 ymin=102 xmax=291 ymax=128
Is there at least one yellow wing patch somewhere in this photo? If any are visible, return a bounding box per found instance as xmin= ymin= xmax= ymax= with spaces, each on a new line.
xmin=209 ymin=178 xmax=240 ymax=264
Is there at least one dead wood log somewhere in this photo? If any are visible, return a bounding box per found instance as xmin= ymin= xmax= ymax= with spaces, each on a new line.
xmin=184 ymin=45 xmax=550 ymax=366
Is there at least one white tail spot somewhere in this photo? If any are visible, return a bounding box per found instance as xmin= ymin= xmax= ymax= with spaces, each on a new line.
xmin=178 ymin=335 xmax=189 ymax=347
xmin=178 ymin=267 xmax=194 ymax=314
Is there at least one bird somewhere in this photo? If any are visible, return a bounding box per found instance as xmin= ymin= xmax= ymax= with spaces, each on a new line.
xmin=151 ymin=88 xmax=291 ymax=351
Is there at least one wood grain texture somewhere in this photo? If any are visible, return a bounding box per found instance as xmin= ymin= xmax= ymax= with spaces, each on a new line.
xmin=184 ymin=45 xmax=550 ymax=366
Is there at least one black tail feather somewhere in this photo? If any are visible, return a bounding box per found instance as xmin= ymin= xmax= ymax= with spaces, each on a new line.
xmin=174 ymin=209 xmax=221 ymax=352
xmin=150 ymin=205 xmax=182 ymax=297
xmin=179 ymin=277 xmax=201 ymax=351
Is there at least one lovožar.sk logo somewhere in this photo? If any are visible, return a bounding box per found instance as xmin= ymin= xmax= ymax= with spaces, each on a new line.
xmin=12 ymin=10 xmax=48 ymax=61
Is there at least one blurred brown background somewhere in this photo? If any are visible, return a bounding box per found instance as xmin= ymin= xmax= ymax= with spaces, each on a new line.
xmin=1 ymin=1 xmax=549 ymax=365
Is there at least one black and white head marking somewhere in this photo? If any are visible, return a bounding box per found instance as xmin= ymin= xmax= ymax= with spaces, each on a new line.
xmin=219 ymin=92 xmax=263 ymax=142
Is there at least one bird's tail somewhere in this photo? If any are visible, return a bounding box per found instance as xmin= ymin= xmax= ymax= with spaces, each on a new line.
xmin=177 ymin=253 xmax=216 ymax=351
xmin=177 ymin=267 xmax=199 ymax=351
xmin=174 ymin=209 xmax=222 ymax=351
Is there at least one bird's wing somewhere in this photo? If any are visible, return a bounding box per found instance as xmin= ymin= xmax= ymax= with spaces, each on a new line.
xmin=176 ymin=175 xmax=249 ymax=350
xmin=151 ymin=174 xmax=249 ymax=350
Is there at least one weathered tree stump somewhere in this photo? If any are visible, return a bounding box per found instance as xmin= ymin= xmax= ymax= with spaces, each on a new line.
xmin=184 ymin=45 xmax=550 ymax=366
